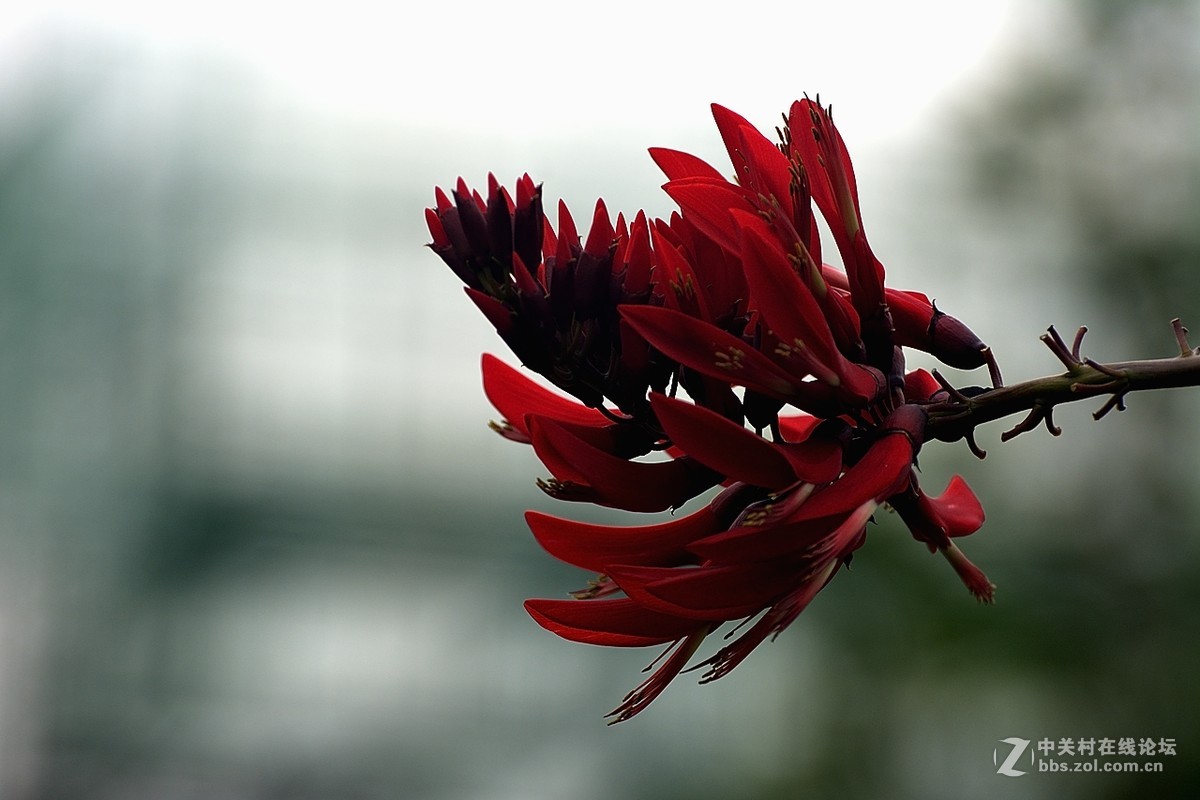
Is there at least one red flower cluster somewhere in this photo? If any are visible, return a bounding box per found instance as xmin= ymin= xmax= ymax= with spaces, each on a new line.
xmin=427 ymin=98 xmax=998 ymax=721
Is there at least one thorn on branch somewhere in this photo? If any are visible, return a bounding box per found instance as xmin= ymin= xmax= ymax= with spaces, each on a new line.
xmin=1171 ymin=318 xmax=1194 ymax=358
xmin=983 ymin=347 xmax=1004 ymax=389
xmin=1041 ymin=325 xmax=1080 ymax=370
xmin=1043 ymin=407 xmax=1062 ymax=437
xmin=1093 ymin=392 xmax=1128 ymax=421
xmin=1000 ymin=402 xmax=1054 ymax=443
xmin=965 ymin=429 xmax=987 ymax=459
xmin=1071 ymin=326 xmax=1088 ymax=361
xmin=1084 ymin=358 xmax=1126 ymax=380
xmin=931 ymin=369 xmax=972 ymax=403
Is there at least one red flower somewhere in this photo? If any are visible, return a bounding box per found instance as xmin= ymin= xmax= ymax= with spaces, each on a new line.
xmin=426 ymin=97 xmax=998 ymax=721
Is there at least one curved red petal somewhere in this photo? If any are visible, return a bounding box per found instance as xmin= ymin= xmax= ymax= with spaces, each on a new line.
xmin=481 ymin=354 xmax=607 ymax=437
xmin=525 ymin=506 xmax=718 ymax=573
xmin=608 ymin=562 xmax=795 ymax=620
xmin=691 ymin=433 xmax=912 ymax=562
xmin=524 ymin=597 xmax=702 ymax=647
xmin=734 ymin=122 xmax=795 ymax=220
xmin=925 ymin=475 xmax=986 ymax=538
xmin=777 ymin=413 xmax=821 ymax=441
xmin=648 ymin=147 xmax=726 ymax=182
xmin=662 ymin=177 xmax=756 ymax=255
xmin=734 ymin=209 xmax=841 ymax=383
xmin=650 ymin=393 xmax=796 ymax=490
xmin=619 ymin=305 xmax=801 ymax=399
xmin=529 ymin=416 xmax=718 ymax=513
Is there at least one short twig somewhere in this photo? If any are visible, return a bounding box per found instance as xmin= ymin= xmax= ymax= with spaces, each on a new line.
xmin=1093 ymin=392 xmax=1128 ymax=420
xmin=965 ymin=429 xmax=987 ymax=459
xmin=1070 ymin=326 xmax=1088 ymax=362
xmin=931 ymin=369 xmax=972 ymax=403
xmin=983 ymin=347 xmax=1004 ymax=389
xmin=1171 ymin=318 xmax=1193 ymax=358
xmin=1042 ymin=407 xmax=1062 ymax=436
xmin=1001 ymin=403 xmax=1050 ymax=442
xmin=1084 ymin=358 xmax=1126 ymax=380
xmin=1041 ymin=326 xmax=1080 ymax=370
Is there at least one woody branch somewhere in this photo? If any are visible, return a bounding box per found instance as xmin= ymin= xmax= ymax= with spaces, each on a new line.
xmin=925 ymin=319 xmax=1200 ymax=450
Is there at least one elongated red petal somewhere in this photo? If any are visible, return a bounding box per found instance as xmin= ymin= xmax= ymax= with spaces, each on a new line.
xmin=524 ymin=597 xmax=702 ymax=647
xmin=648 ymin=147 xmax=726 ymax=182
xmin=778 ymin=436 xmax=844 ymax=485
xmin=607 ymin=562 xmax=797 ymax=620
xmin=525 ymin=507 xmax=718 ymax=572
xmin=529 ymin=416 xmax=718 ymax=513
xmin=653 ymin=231 xmax=711 ymax=320
xmin=619 ymin=305 xmax=800 ymax=399
xmin=696 ymin=560 xmax=837 ymax=683
xmin=465 ymin=288 xmax=513 ymax=334
xmin=481 ymin=354 xmax=607 ymax=437
xmin=691 ymin=432 xmax=912 ymax=562
xmin=734 ymin=209 xmax=841 ymax=382
xmin=662 ymin=177 xmax=756 ymax=255
xmin=710 ymin=103 xmax=758 ymax=172
xmin=650 ymin=393 xmax=796 ymax=490
xmin=734 ymin=122 xmax=795 ymax=219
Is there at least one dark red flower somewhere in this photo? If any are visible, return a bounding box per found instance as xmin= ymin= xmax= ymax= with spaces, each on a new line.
xmin=426 ymin=97 xmax=1000 ymax=721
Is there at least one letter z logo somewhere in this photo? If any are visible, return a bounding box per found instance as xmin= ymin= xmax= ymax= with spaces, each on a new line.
xmin=994 ymin=737 xmax=1032 ymax=777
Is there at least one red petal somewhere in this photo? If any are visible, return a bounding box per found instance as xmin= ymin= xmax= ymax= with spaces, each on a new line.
xmin=583 ymin=198 xmax=614 ymax=257
xmin=691 ymin=433 xmax=913 ymax=562
xmin=529 ymin=416 xmax=718 ymax=513
xmin=653 ymin=231 xmax=710 ymax=320
xmin=524 ymin=597 xmax=702 ymax=647
xmin=648 ymin=147 xmax=725 ymax=182
xmin=734 ymin=209 xmax=841 ymax=382
xmin=619 ymin=305 xmax=801 ymax=399
xmin=662 ymin=177 xmax=756 ymax=255
xmin=650 ymin=393 xmax=796 ymax=490
xmin=924 ymin=476 xmax=986 ymax=538
xmin=623 ymin=211 xmax=654 ymax=296
xmin=710 ymin=103 xmax=758 ymax=171
xmin=481 ymin=354 xmax=606 ymax=437
xmin=464 ymin=288 xmax=513 ymax=334
xmin=695 ymin=565 xmax=834 ymax=682
xmin=778 ymin=413 xmax=821 ymax=441
xmin=608 ymin=562 xmax=796 ymax=620
xmin=735 ymin=122 xmax=795 ymax=219
xmin=904 ymin=368 xmax=943 ymax=403
xmin=778 ymin=436 xmax=844 ymax=485
xmin=525 ymin=506 xmax=718 ymax=572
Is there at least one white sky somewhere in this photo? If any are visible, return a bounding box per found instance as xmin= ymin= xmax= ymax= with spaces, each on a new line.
xmin=5 ymin=0 xmax=1028 ymax=143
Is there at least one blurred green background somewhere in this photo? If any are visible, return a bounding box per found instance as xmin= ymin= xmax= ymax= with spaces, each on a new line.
xmin=1 ymin=1 xmax=1197 ymax=798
